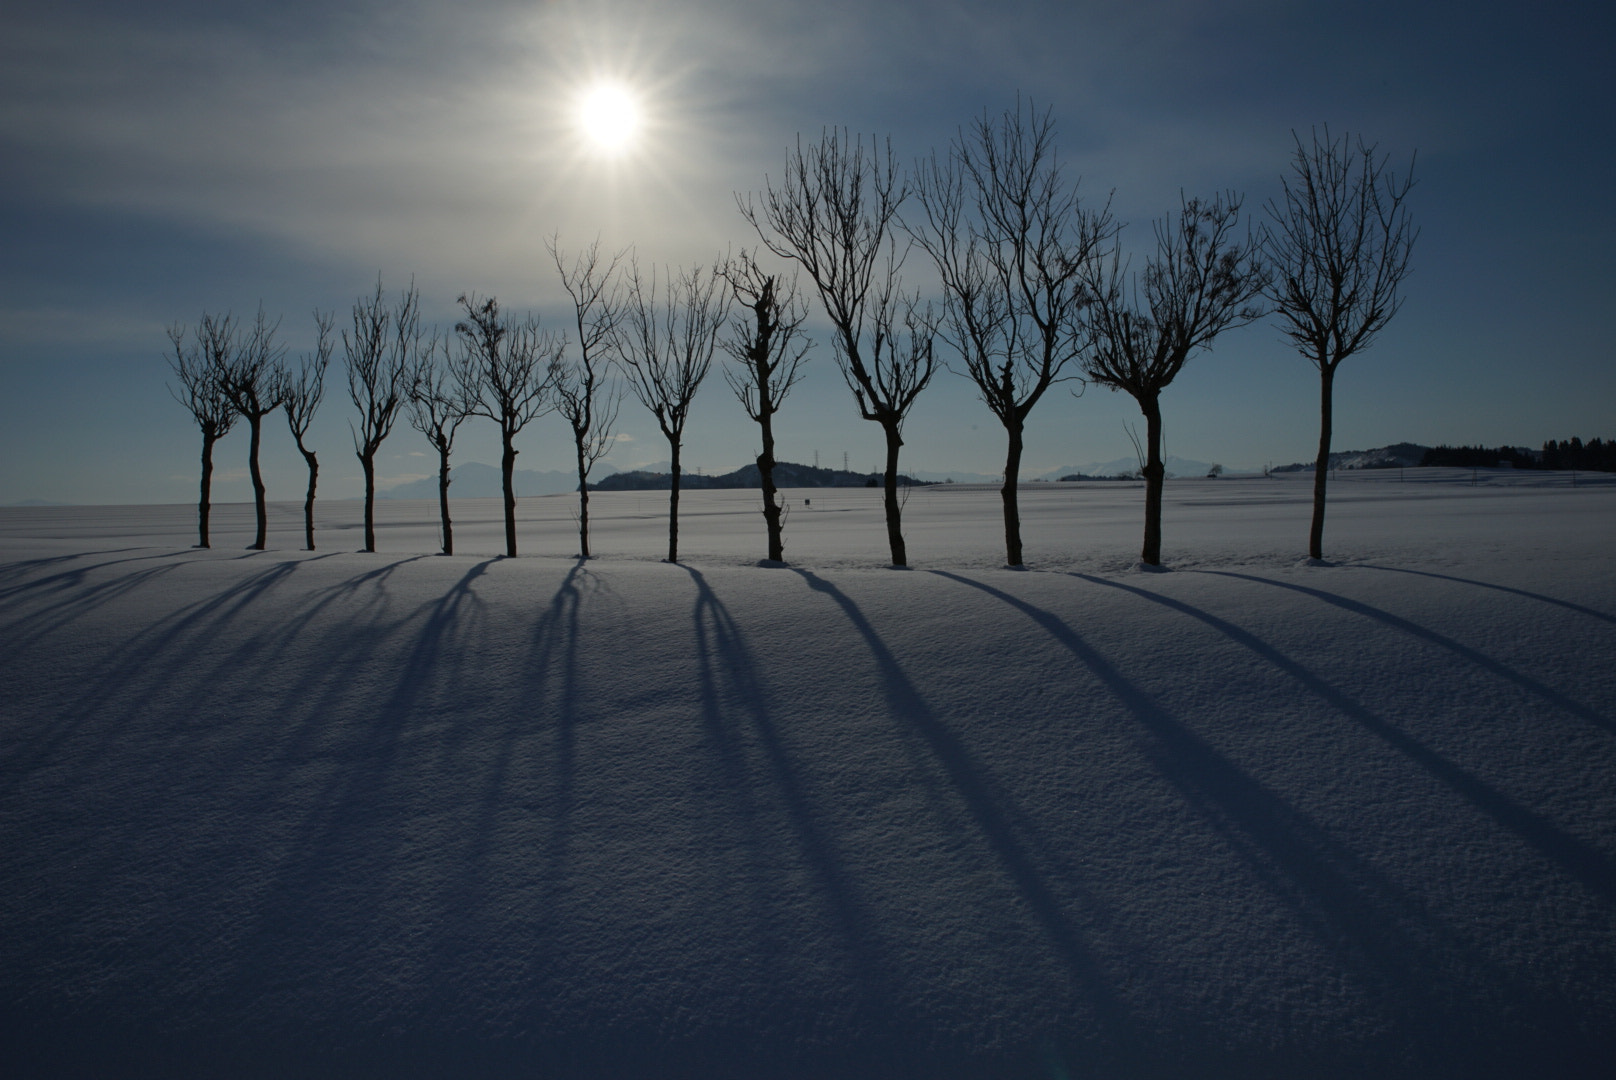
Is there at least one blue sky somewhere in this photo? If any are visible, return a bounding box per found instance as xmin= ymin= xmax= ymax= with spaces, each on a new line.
xmin=2 ymin=0 xmax=1611 ymax=504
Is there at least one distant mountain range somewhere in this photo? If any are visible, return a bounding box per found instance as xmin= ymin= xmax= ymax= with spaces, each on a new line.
xmin=371 ymin=446 xmax=1432 ymax=502
xmin=379 ymin=462 xmax=613 ymax=499
xmin=591 ymin=461 xmax=923 ymax=490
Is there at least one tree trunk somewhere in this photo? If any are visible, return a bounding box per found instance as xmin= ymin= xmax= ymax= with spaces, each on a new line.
xmin=501 ymin=436 xmax=518 ymax=558
xmin=1140 ymin=393 xmax=1165 ymax=566
xmin=1001 ymin=421 xmax=1025 ymax=567
xmin=881 ymin=420 xmax=907 ymax=566
xmin=575 ymin=444 xmax=591 ymax=560
xmin=1310 ymin=365 xmax=1335 ymax=561
xmin=360 ymin=449 xmax=377 ymax=552
xmin=198 ymin=433 xmax=216 ymax=549
xmin=437 ymin=446 xmax=454 ymax=556
xmin=667 ymin=437 xmax=682 ymax=563
xmin=758 ymin=412 xmax=784 ymax=562
xmin=248 ymin=414 xmax=267 ymax=550
xmin=300 ymin=447 xmax=318 ymax=551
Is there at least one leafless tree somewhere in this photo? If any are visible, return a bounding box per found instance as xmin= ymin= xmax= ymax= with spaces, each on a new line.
xmin=453 ymin=294 xmax=563 ymax=557
xmin=720 ymin=250 xmax=811 ymax=563
xmin=167 ymin=314 xmax=238 ymax=548
xmin=212 ymin=306 xmax=286 ymax=551
xmin=741 ymin=129 xmax=935 ymax=566
xmin=615 ymin=262 xmax=730 ymax=564
xmin=406 ymin=331 xmax=471 ymax=556
xmin=344 ymin=278 xmax=419 ymax=553
xmin=909 ymin=100 xmax=1114 ymax=567
xmin=550 ymin=238 xmax=626 ymax=560
xmin=1264 ymin=128 xmax=1417 ymax=560
xmin=279 ymin=311 xmax=332 ymax=551
xmin=1084 ymin=192 xmax=1267 ymax=566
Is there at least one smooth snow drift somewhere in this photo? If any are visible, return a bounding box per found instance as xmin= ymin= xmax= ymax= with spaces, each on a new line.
xmin=2 ymin=471 xmax=1614 ymax=1078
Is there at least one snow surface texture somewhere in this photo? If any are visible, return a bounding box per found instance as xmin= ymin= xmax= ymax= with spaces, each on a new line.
xmin=3 ymin=470 xmax=1614 ymax=1078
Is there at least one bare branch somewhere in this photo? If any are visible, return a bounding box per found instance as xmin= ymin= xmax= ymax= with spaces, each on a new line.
xmin=740 ymin=128 xmax=933 ymax=565
xmin=344 ymin=277 xmax=420 ymax=552
xmin=453 ymin=293 xmax=564 ymax=557
xmin=1262 ymin=126 xmax=1417 ymax=558
xmin=614 ymin=260 xmax=730 ymax=562
xmin=1083 ymin=191 xmax=1267 ymax=565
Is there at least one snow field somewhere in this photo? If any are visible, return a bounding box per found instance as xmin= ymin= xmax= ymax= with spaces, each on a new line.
xmin=2 ymin=472 xmax=1614 ymax=1077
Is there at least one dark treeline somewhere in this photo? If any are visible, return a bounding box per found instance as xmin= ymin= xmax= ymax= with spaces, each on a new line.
xmin=1421 ymin=439 xmax=1616 ymax=472
xmin=1542 ymin=437 xmax=1616 ymax=472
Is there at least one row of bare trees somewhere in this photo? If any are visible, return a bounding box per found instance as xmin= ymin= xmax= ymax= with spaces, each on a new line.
xmin=167 ymin=246 xmax=809 ymax=565
xmin=171 ymin=107 xmax=1414 ymax=567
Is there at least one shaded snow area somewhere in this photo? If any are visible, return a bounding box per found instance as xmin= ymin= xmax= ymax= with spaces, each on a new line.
xmin=3 ymin=471 xmax=1615 ymax=1078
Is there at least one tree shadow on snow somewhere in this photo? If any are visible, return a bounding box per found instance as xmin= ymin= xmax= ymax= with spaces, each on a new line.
xmin=930 ymin=567 xmax=1611 ymax=1076
xmin=784 ymin=568 xmax=1138 ymax=1074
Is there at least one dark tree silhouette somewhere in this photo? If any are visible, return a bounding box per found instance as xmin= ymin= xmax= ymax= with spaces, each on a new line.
xmin=453 ymin=294 xmax=563 ymax=558
xmin=167 ymin=314 xmax=238 ymax=549
xmin=1264 ymin=128 xmax=1417 ymax=560
xmin=279 ymin=311 xmax=332 ymax=551
xmin=550 ymin=238 xmax=626 ymax=560
xmin=1084 ymin=193 xmax=1267 ymax=566
xmin=615 ymin=262 xmax=730 ymax=564
xmin=344 ymin=278 xmax=419 ymax=553
xmin=742 ymin=130 xmax=935 ymax=566
xmin=910 ymin=100 xmax=1113 ymax=567
xmin=406 ymin=331 xmax=471 ymax=556
xmin=720 ymin=250 xmax=811 ymax=563
xmin=211 ymin=307 xmax=285 ymax=551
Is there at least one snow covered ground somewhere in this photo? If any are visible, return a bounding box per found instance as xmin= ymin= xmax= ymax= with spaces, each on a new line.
xmin=3 ymin=469 xmax=1614 ymax=1078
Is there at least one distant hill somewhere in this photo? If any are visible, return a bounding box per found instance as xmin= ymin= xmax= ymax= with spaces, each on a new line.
xmin=591 ymin=460 xmax=927 ymax=491
xmin=1270 ymin=442 xmax=1430 ymax=472
xmin=1037 ymin=454 xmax=1251 ymax=480
xmin=379 ymin=462 xmax=616 ymax=499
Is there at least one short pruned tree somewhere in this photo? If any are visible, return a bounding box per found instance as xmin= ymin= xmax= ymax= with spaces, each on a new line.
xmin=742 ymin=130 xmax=936 ymax=566
xmin=550 ymin=238 xmax=626 ymax=560
xmin=1084 ymin=192 xmax=1267 ymax=566
xmin=453 ymin=294 xmax=564 ymax=557
xmin=167 ymin=314 xmax=238 ymax=549
xmin=212 ymin=306 xmax=286 ymax=551
xmin=279 ymin=311 xmax=332 ymax=551
xmin=1264 ymin=128 xmax=1417 ymax=560
xmin=344 ymin=278 xmax=419 ymax=553
xmin=615 ymin=262 xmax=730 ymax=564
xmin=720 ymin=250 xmax=811 ymax=564
xmin=909 ymin=100 xmax=1114 ymax=566
xmin=406 ymin=331 xmax=471 ymax=556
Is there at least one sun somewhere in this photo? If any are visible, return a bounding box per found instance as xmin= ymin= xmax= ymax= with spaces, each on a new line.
xmin=575 ymin=82 xmax=642 ymax=156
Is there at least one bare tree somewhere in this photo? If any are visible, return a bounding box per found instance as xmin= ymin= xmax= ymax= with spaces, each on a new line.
xmin=406 ymin=331 xmax=471 ymax=556
xmin=453 ymin=294 xmax=563 ymax=558
xmin=909 ymin=100 xmax=1114 ymax=567
xmin=549 ymin=238 xmax=626 ymax=560
xmin=1264 ymin=128 xmax=1417 ymax=560
xmin=742 ymin=130 xmax=936 ymax=566
xmin=615 ymin=262 xmax=730 ymax=564
xmin=1084 ymin=192 xmax=1267 ymax=566
xmin=279 ymin=311 xmax=332 ymax=551
xmin=167 ymin=314 xmax=238 ymax=548
xmin=720 ymin=250 xmax=811 ymax=563
xmin=343 ymin=278 xmax=419 ymax=553
xmin=212 ymin=306 xmax=285 ymax=551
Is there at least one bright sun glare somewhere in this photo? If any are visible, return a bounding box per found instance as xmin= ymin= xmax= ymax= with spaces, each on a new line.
xmin=576 ymin=82 xmax=642 ymax=155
